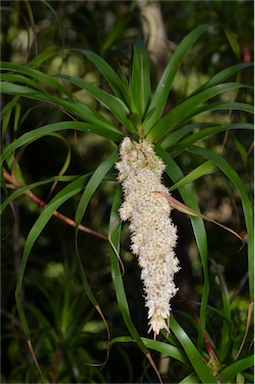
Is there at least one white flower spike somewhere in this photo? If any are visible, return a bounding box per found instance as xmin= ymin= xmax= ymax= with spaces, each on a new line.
xmin=116 ymin=137 xmax=180 ymax=337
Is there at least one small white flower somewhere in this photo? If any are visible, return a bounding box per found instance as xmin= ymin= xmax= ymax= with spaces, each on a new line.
xmin=116 ymin=137 xmax=180 ymax=337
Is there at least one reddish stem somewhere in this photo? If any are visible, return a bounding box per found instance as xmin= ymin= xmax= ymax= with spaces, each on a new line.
xmin=3 ymin=170 xmax=108 ymax=241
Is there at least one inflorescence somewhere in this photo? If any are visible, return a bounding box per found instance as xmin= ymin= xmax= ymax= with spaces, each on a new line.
xmin=116 ymin=137 xmax=180 ymax=337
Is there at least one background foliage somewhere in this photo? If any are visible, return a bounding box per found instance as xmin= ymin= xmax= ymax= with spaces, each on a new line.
xmin=1 ymin=1 xmax=254 ymax=383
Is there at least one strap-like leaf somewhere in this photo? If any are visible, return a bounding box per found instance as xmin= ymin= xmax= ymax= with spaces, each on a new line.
xmin=129 ymin=42 xmax=151 ymax=119
xmin=170 ymin=317 xmax=217 ymax=383
xmin=147 ymin=83 xmax=246 ymax=142
xmin=189 ymin=62 xmax=253 ymax=96
xmin=189 ymin=145 xmax=254 ymax=299
xmin=169 ymin=161 xmax=216 ymax=191
xmin=74 ymin=148 xmax=119 ymax=233
xmin=111 ymin=335 xmax=188 ymax=365
xmin=155 ymin=192 xmax=243 ymax=241
xmin=156 ymin=145 xmax=209 ymax=351
xmin=171 ymin=123 xmax=253 ymax=152
xmin=59 ymin=74 xmax=134 ymax=132
xmin=218 ymin=355 xmax=254 ymax=383
xmin=108 ymin=186 xmax=149 ymax=354
xmin=1 ymin=61 xmax=71 ymax=97
xmin=144 ymin=22 xmax=218 ymax=133
xmin=1 ymin=122 xmax=123 ymax=168
xmin=75 ymin=49 xmax=130 ymax=106
xmin=15 ymin=174 xmax=91 ymax=341
xmin=1 ymin=82 xmax=123 ymax=138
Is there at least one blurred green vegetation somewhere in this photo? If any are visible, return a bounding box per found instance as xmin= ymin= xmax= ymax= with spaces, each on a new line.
xmin=1 ymin=1 xmax=253 ymax=383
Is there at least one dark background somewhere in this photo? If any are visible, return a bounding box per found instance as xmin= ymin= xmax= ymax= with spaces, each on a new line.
xmin=1 ymin=1 xmax=253 ymax=383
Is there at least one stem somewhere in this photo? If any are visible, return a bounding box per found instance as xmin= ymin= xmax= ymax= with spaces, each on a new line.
xmin=3 ymin=170 xmax=108 ymax=241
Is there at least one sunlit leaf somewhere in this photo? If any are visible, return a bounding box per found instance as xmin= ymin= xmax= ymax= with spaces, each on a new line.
xmin=169 ymin=161 xmax=216 ymax=191
xmin=170 ymin=317 xmax=217 ymax=383
xmin=147 ymin=83 xmax=246 ymax=142
xmin=0 ymin=122 xmax=123 ymax=167
xmin=75 ymin=49 xmax=130 ymax=106
xmin=189 ymin=145 xmax=254 ymax=298
xmin=59 ymin=74 xmax=134 ymax=132
xmin=144 ymin=22 xmax=218 ymax=133
xmin=129 ymin=42 xmax=151 ymax=118
xmin=218 ymin=355 xmax=254 ymax=383
xmin=156 ymin=145 xmax=209 ymax=350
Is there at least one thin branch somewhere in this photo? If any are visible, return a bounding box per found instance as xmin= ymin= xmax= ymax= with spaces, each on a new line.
xmin=3 ymin=170 xmax=108 ymax=241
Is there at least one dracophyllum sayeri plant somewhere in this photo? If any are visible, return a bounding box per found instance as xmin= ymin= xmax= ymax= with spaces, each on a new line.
xmin=1 ymin=23 xmax=254 ymax=383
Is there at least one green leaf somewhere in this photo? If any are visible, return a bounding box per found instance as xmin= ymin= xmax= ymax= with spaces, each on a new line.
xmin=59 ymin=74 xmax=134 ymax=132
xmin=218 ymin=355 xmax=254 ymax=383
xmin=1 ymin=73 xmax=48 ymax=93
xmin=27 ymin=48 xmax=60 ymax=68
xmin=1 ymin=82 xmax=124 ymax=138
xmin=108 ymin=186 xmax=148 ymax=355
xmin=161 ymin=123 xmax=207 ymax=149
xmin=1 ymin=96 xmax=20 ymax=140
xmin=147 ymin=83 xmax=246 ymax=142
xmin=129 ymin=42 xmax=151 ymax=119
xmin=156 ymin=146 xmax=209 ymax=351
xmin=170 ymin=317 xmax=217 ymax=383
xmin=233 ymin=135 xmax=249 ymax=168
xmin=224 ymin=28 xmax=241 ymax=59
xmin=0 ymin=122 xmax=123 ymax=167
xmin=23 ymin=302 xmax=51 ymax=329
xmin=111 ymin=335 xmax=188 ymax=365
xmin=15 ymin=174 xmax=91 ymax=340
xmin=170 ymin=123 xmax=253 ymax=152
xmin=209 ymin=259 xmax=231 ymax=352
xmin=74 ymin=148 xmax=119 ymax=232
xmin=189 ymin=63 xmax=253 ymax=96
xmin=102 ymin=16 xmax=131 ymax=52
xmin=144 ymin=22 xmax=218 ymax=133
xmin=189 ymin=145 xmax=254 ymax=299
xmin=160 ymin=103 xmax=253 ymax=150
xmin=1 ymin=61 xmax=71 ymax=97
xmin=0 ymin=174 xmax=78 ymax=214
xmin=182 ymin=101 xmax=254 ymax=125
xmin=142 ymin=337 xmax=188 ymax=365
xmin=179 ymin=372 xmax=200 ymax=384
xmin=75 ymin=49 xmax=130 ymax=106
xmin=169 ymin=161 xmax=216 ymax=191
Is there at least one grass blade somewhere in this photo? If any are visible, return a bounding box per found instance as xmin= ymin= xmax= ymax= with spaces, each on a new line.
xmin=108 ymin=186 xmax=147 ymax=353
xmin=14 ymin=174 xmax=90 ymax=380
xmin=147 ymin=83 xmax=246 ymax=142
xmin=189 ymin=63 xmax=253 ymax=96
xmin=1 ymin=81 xmax=124 ymax=138
xmin=218 ymin=355 xmax=254 ymax=383
xmin=156 ymin=146 xmax=209 ymax=351
xmin=1 ymin=121 xmax=123 ymax=167
xmin=111 ymin=336 xmax=188 ymax=365
xmin=179 ymin=372 xmax=200 ymax=383
xmin=189 ymin=145 xmax=254 ymax=298
xmin=129 ymin=42 xmax=151 ymax=118
xmin=169 ymin=161 xmax=216 ymax=191
xmin=75 ymin=49 xmax=130 ymax=105
xmin=74 ymin=148 xmax=119 ymax=232
xmin=1 ymin=61 xmax=71 ymax=96
xmin=59 ymin=74 xmax=134 ymax=132
xmin=209 ymin=259 xmax=231 ymax=352
xmin=172 ymin=123 xmax=253 ymax=151
xmin=1 ymin=173 xmax=78 ymax=214
xmin=170 ymin=317 xmax=217 ymax=383
xmin=144 ymin=22 xmax=218 ymax=133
